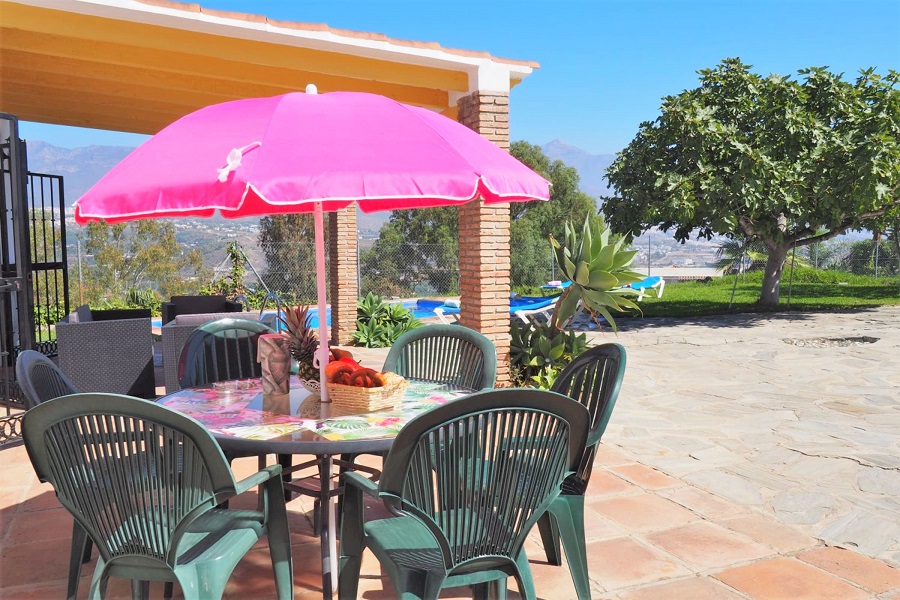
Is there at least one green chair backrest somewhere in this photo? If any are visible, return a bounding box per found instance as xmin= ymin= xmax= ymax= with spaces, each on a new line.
xmin=15 ymin=349 xmax=78 ymax=409
xmin=178 ymin=317 xmax=275 ymax=388
xmin=551 ymin=343 xmax=626 ymax=488
xmin=23 ymin=393 xmax=237 ymax=569
xmin=379 ymin=388 xmax=588 ymax=572
xmin=382 ymin=324 xmax=497 ymax=390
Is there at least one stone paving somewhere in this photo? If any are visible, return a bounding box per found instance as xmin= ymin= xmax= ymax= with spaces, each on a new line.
xmin=591 ymin=305 xmax=900 ymax=567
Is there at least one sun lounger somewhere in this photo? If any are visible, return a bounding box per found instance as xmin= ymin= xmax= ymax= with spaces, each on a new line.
xmin=627 ymin=275 xmax=665 ymax=301
xmin=540 ymin=280 xmax=573 ymax=296
xmin=433 ymin=295 xmax=558 ymax=325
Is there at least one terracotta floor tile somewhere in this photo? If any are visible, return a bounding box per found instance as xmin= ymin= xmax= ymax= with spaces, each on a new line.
xmin=609 ymin=464 xmax=680 ymax=489
xmin=591 ymin=493 xmax=698 ymax=532
xmin=797 ymin=546 xmax=900 ymax=593
xmin=582 ymin=510 xmax=628 ymax=542
xmin=646 ymin=521 xmax=772 ymax=570
xmin=587 ymin=469 xmax=641 ymax=497
xmin=585 ymin=536 xmax=690 ymax=590
xmin=714 ymin=557 xmax=870 ymax=600
xmin=4 ymin=505 xmax=74 ymax=545
xmin=617 ymin=576 xmax=747 ymax=599
xmin=720 ymin=513 xmax=820 ymax=554
xmin=662 ymin=486 xmax=748 ymax=519
xmin=593 ymin=445 xmax=635 ymax=467
xmin=517 ymin=559 xmax=582 ymax=599
xmin=0 ymin=463 xmax=35 ymax=488
xmin=16 ymin=484 xmax=62 ymax=512
xmin=0 ymin=582 xmax=68 ymax=600
xmin=0 ymin=537 xmax=70 ymax=588
xmin=0 ymin=486 xmax=24 ymax=511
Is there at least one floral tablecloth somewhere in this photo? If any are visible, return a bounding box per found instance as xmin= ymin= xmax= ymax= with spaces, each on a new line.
xmin=160 ymin=377 xmax=471 ymax=441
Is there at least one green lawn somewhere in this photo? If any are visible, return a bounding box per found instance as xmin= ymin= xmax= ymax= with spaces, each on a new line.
xmin=625 ymin=269 xmax=900 ymax=319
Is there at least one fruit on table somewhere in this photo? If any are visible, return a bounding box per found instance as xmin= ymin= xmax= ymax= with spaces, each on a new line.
xmin=349 ymin=368 xmax=380 ymax=388
xmin=324 ymin=363 xmax=404 ymax=389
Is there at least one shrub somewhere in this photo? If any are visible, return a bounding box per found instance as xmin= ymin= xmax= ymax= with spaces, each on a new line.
xmin=351 ymin=292 xmax=423 ymax=348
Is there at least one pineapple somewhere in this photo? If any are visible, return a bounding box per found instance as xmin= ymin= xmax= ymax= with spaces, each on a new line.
xmin=282 ymin=305 xmax=321 ymax=381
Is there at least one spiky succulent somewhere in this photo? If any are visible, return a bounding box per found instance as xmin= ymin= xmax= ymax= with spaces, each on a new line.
xmin=549 ymin=216 xmax=645 ymax=332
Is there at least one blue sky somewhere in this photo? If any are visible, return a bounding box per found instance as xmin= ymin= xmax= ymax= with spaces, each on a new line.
xmin=19 ymin=0 xmax=900 ymax=155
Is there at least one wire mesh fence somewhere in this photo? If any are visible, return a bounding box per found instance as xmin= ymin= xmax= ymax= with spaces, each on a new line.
xmin=231 ymin=236 xmax=899 ymax=304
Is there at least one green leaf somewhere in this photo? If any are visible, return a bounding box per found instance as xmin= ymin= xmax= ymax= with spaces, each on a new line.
xmin=611 ymin=249 xmax=639 ymax=269
xmin=574 ymin=261 xmax=590 ymax=285
xmin=555 ymin=287 xmax=582 ymax=325
xmin=586 ymin=270 xmax=618 ymax=290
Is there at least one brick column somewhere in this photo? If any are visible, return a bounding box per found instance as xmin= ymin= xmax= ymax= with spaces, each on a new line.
xmin=457 ymin=91 xmax=512 ymax=384
xmin=328 ymin=205 xmax=358 ymax=346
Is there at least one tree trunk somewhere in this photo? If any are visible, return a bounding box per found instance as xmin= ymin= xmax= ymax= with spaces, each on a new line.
xmin=759 ymin=244 xmax=788 ymax=306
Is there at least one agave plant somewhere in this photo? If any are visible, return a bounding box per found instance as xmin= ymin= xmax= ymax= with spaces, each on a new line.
xmin=548 ymin=216 xmax=645 ymax=332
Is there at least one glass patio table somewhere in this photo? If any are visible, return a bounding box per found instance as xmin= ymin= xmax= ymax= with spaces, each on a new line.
xmin=158 ymin=375 xmax=473 ymax=598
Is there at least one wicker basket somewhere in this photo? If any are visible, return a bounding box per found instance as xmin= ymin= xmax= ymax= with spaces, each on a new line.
xmin=324 ymin=376 xmax=409 ymax=412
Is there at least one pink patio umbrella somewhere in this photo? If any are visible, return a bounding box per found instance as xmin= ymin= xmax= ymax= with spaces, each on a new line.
xmin=75 ymin=86 xmax=550 ymax=396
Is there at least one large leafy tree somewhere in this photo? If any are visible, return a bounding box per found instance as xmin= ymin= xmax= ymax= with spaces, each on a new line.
xmin=79 ymin=220 xmax=206 ymax=305
xmin=363 ymin=143 xmax=601 ymax=293
xmin=361 ymin=207 xmax=458 ymax=296
xmin=258 ymin=214 xmax=320 ymax=302
xmin=509 ymin=142 xmax=601 ymax=287
xmin=603 ymin=58 xmax=900 ymax=305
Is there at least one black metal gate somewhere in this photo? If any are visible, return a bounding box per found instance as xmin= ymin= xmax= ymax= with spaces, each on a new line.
xmin=0 ymin=113 xmax=69 ymax=447
xmin=27 ymin=172 xmax=69 ymax=356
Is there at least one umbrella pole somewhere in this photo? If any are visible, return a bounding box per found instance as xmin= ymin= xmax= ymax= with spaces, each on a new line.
xmin=314 ymin=202 xmax=330 ymax=402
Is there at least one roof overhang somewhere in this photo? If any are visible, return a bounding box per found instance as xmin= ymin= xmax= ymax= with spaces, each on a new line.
xmin=0 ymin=0 xmax=538 ymax=134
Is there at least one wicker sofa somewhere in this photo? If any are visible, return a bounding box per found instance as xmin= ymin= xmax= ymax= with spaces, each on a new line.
xmin=56 ymin=305 xmax=156 ymax=398
xmin=161 ymin=311 xmax=271 ymax=394
xmin=161 ymin=295 xmax=244 ymax=325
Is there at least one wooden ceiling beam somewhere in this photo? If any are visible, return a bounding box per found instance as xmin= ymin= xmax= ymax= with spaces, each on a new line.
xmin=2 ymin=98 xmax=166 ymax=135
xmin=2 ymin=3 xmax=470 ymax=92
xmin=0 ymin=37 xmax=451 ymax=110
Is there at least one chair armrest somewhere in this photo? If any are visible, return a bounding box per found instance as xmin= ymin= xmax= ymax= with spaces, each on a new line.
xmin=235 ymin=464 xmax=283 ymax=496
xmin=343 ymin=471 xmax=379 ymax=497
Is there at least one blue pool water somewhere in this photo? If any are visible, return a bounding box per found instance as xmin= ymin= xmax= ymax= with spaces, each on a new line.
xmin=152 ymin=299 xmax=459 ymax=329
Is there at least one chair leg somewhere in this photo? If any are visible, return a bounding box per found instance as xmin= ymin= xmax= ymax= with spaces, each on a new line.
xmin=338 ymin=479 xmax=364 ymax=600
xmin=131 ymin=579 xmax=149 ymax=600
xmin=264 ymin=475 xmax=295 ymax=600
xmin=513 ymin=548 xmax=536 ymax=600
xmin=536 ymin=511 xmax=562 ymax=566
xmin=551 ymin=495 xmax=590 ymax=600
xmin=69 ymin=520 xmax=90 ymax=600
xmin=278 ymin=453 xmax=293 ymax=502
xmin=163 ymin=581 xmax=174 ymax=600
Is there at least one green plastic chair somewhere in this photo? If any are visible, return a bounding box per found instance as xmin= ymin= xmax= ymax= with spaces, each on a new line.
xmin=382 ymin=324 xmax=497 ymax=390
xmin=538 ymin=343 xmax=626 ymax=599
xmin=22 ymin=393 xmax=294 ymax=600
xmin=16 ymin=350 xmax=96 ymax=600
xmin=178 ymin=317 xmax=275 ymax=389
xmin=15 ymin=349 xmax=78 ymax=409
xmin=338 ymin=388 xmax=589 ymax=600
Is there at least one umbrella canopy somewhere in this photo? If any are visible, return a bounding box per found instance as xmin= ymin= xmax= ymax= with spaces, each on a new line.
xmin=75 ymin=88 xmax=551 ymax=394
xmin=75 ymin=89 xmax=549 ymax=221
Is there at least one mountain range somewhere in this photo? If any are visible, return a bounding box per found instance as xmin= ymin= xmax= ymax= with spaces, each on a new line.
xmin=24 ymin=138 xmax=618 ymax=231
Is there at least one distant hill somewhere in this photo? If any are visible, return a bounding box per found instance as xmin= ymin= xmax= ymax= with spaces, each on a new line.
xmin=541 ymin=140 xmax=616 ymax=200
xmin=25 ymin=140 xmax=135 ymax=204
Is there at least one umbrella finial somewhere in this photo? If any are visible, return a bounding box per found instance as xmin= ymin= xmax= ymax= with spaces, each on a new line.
xmin=306 ymin=84 xmax=318 ymax=95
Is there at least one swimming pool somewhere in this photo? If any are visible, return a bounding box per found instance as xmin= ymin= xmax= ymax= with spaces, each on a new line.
xmin=151 ymin=299 xmax=459 ymax=329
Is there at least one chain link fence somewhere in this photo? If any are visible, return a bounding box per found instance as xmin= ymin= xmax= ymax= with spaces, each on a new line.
xmin=721 ymin=240 xmax=900 ymax=278
xmin=230 ymin=235 xmax=898 ymax=303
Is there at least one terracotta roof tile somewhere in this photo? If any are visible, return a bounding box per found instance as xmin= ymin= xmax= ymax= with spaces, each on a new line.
xmin=134 ymin=0 xmax=539 ymax=69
